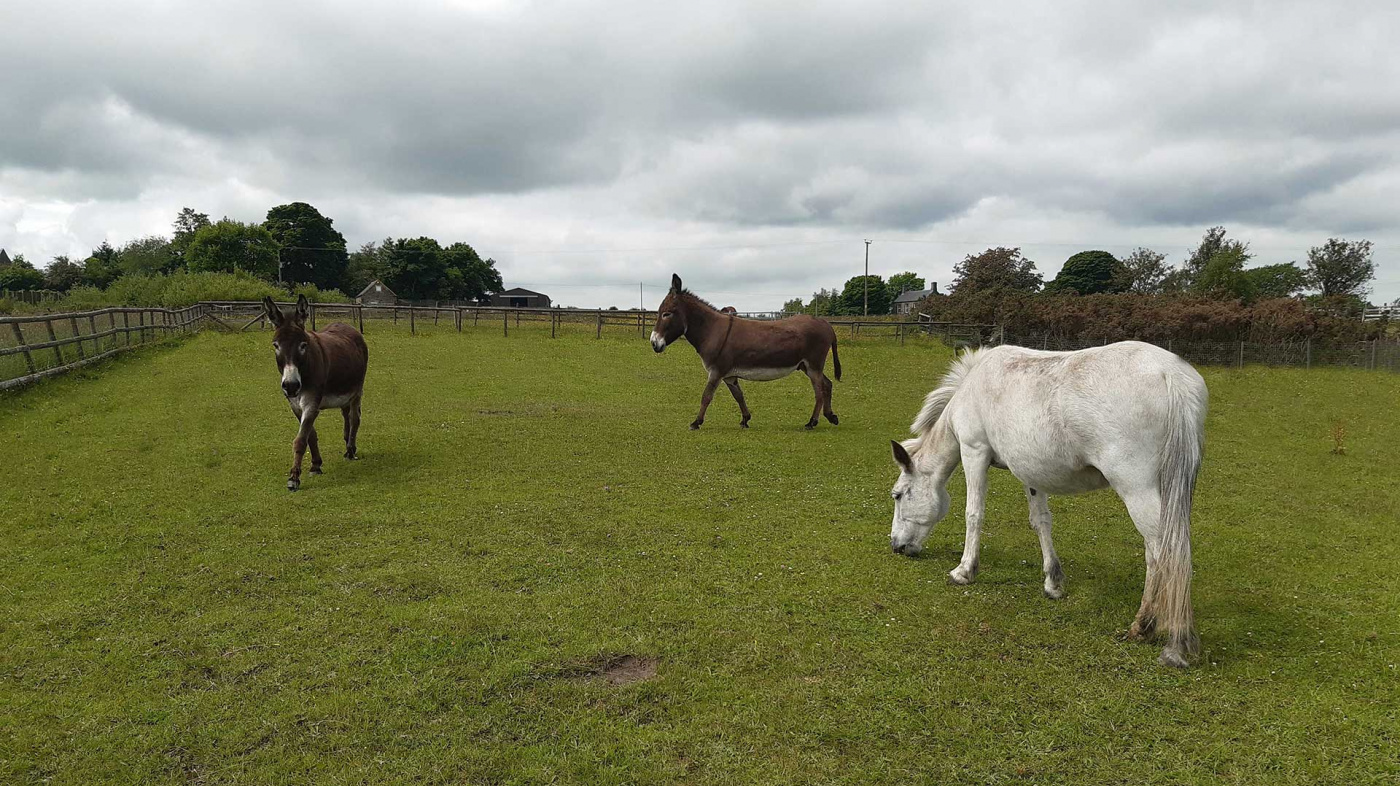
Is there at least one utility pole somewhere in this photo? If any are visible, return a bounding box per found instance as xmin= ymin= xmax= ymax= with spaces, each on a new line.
xmin=864 ymin=239 xmax=872 ymax=316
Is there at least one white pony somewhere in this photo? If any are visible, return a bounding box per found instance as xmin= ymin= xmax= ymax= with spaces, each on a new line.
xmin=889 ymin=341 xmax=1207 ymax=668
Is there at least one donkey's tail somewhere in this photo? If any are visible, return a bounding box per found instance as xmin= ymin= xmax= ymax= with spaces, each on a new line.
xmin=1153 ymin=365 xmax=1207 ymax=668
xmin=831 ymin=338 xmax=842 ymax=381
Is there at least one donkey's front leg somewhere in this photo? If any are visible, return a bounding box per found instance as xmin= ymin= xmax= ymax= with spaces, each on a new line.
xmin=1025 ymin=486 xmax=1065 ymax=599
xmin=950 ymin=449 xmax=990 ymax=585
xmin=690 ymin=374 xmax=722 ymax=430
xmin=288 ymin=406 xmax=321 ymax=491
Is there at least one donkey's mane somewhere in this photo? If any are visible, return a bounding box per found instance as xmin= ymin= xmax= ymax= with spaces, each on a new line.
xmin=911 ymin=348 xmax=988 ymax=435
xmin=679 ymin=289 xmax=721 ymax=313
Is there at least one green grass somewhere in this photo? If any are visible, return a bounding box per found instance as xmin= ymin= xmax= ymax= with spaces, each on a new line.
xmin=1 ymin=322 xmax=1397 ymax=784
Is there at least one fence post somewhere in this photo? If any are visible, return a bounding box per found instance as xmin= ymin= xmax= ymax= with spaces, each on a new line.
xmin=9 ymin=322 xmax=35 ymax=374
xmin=1372 ymin=339 xmax=1379 ymax=371
xmin=504 ymin=310 xmax=509 ymax=337
xmin=88 ymin=314 xmax=98 ymax=352
xmin=1238 ymin=340 xmax=1244 ymax=369
xmin=358 ymin=305 xmax=365 ymax=335
xmin=434 ymin=304 xmax=439 ymax=326
xmin=456 ymin=307 xmax=462 ymax=332
xmin=473 ymin=309 xmax=479 ymax=326
xmin=311 ymin=304 xmax=317 ymax=331
xmin=1305 ymin=337 xmax=1311 ymax=369
xmin=409 ymin=305 xmax=415 ymax=335
xmin=44 ymin=319 xmax=63 ymax=366
xmin=551 ymin=311 xmax=556 ymax=339
xmin=69 ymin=316 xmax=85 ymax=360
xmin=596 ymin=310 xmax=602 ymax=339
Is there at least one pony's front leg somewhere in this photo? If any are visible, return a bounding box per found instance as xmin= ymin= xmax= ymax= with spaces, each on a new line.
xmin=1025 ymin=486 xmax=1065 ymax=599
xmin=950 ymin=449 xmax=990 ymax=585
xmin=690 ymin=374 xmax=721 ymax=430
xmin=288 ymin=406 xmax=321 ymax=491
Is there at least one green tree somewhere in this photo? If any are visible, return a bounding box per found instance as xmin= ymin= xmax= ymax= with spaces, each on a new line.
xmin=1193 ymin=244 xmax=1255 ymax=301
xmin=342 ymin=241 xmax=388 ymax=294
xmin=441 ymin=242 xmax=504 ymax=302
xmin=1305 ymin=238 xmax=1375 ymax=298
xmin=44 ymin=255 xmax=86 ymax=291
xmin=381 ymin=237 xmax=447 ymax=301
xmin=1045 ymin=250 xmax=1121 ymax=295
xmin=117 ymin=236 xmax=178 ymax=276
xmin=1113 ymin=247 xmax=1169 ymax=294
xmin=171 ymin=208 xmax=211 ymax=263
xmin=781 ymin=297 xmax=805 ymax=315
xmin=886 ymin=272 xmax=926 ymax=297
xmin=1244 ymin=263 xmax=1307 ymax=299
xmin=1166 ymin=226 xmax=1248 ymax=293
xmin=263 ymin=202 xmax=348 ymax=290
xmin=951 ymin=247 xmax=1041 ymax=294
xmin=807 ymin=288 xmax=838 ymax=316
xmin=0 ymin=254 xmax=45 ymax=290
xmin=186 ymin=220 xmax=279 ymax=279
xmin=837 ymin=275 xmax=891 ymax=315
xmin=83 ymin=241 xmax=122 ymax=288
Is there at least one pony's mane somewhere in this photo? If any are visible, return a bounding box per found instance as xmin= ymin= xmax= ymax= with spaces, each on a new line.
xmin=911 ymin=348 xmax=988 ymax=435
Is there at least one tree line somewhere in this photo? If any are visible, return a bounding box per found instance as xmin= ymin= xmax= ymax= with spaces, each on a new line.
xmin=912 ymin=228 xmax=1385 ymax=342
xmin=0 ymin=203 xmax=505 ymax=304
xmin=781 ymin=271 xmax=929 ymax=316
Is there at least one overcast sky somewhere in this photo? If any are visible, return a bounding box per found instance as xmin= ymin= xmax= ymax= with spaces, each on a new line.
xmin=2 ymin=0 xmax=1397 ymax=309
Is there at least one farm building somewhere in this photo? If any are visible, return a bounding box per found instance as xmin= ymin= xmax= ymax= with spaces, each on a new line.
xmin=892 ymin=284 xmax=938 ymax=315
xmin=490 ymin=287 xmax=552 ymax=309
xmin=356 ymin=279 xmax=397 ymax=306
xmin=0 ymin=249 xmax=11 ymax=266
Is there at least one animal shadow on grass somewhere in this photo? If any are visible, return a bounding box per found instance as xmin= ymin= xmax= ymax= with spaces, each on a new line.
xmin=308 ymin=446 xmax=433 ymax=490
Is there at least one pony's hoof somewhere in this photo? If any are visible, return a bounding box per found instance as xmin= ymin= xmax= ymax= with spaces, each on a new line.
xmin=1043 ymin=585 xmax=1065 ymax=600
xmin=1125 ymin=620 xmax=1156 ymax=642
xmin=949 ymin=567 xmax=976 ymax=585
xmin=1157 ymin=648 xmax=1190 ymax=669
xmin=309 ymin=466 xmax=322 ymax=475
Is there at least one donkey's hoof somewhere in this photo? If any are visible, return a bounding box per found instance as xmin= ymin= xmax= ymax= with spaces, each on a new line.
xmin=309 ymin=466 xmax=323 ymax=476
xmin=740 ymin=421 xmax=750 ymax=429
xmin=804 ymin=420 xmax=818 ymax=430
xmin=826 ymin=413 xmax=839 ymax=425
xmin=689 ymin=421 xmax=703 ymax=430
xmin=287 ymin=479 xmax=300 ymax=492
xmin=1157 ymin=648 xmax=1190 ymax=669
xmin=344 ymin=452 xmax=359 ymax=460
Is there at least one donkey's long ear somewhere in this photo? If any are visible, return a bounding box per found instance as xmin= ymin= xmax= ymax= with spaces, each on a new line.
xmin=263 ymin=296 xmax=283 ymax=326
xmin=891 ymin=439 xmax=915 ymax=473
xmin=671 ymin=273 xmax=682 ymax=293
xmin=294 ymin=294 xmax=310 ymax=325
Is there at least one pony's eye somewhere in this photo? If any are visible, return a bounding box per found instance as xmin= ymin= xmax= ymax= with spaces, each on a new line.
xmin=893 ymin=491 xmax=903 ymax=501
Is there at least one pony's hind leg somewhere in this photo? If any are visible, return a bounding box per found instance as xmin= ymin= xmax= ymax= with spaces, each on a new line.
xmin=1118 ymin=487 xmax=1163 ymax=642
xmin=1025 ymin=486 xmax=1065 ymax=598
xmin=724 ymin=378 xmax=752 ymax=428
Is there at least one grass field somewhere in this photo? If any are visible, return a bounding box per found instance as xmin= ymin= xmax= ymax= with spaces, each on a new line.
xmin=2 ymin=322 xmax=1398 ymax=784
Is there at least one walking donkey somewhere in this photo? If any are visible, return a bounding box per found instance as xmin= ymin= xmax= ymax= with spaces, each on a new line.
xmin=887 ymin=341 xmax=1207 ymax=667
xmin=263 ymin=295 xmax=369 ymax=491
xmin=651 ymin=274 xmax=841 ymax=429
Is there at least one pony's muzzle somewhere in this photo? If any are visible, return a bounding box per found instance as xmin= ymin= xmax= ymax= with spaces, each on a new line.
xmin=891 ymin=540 xmax=922 ymax=557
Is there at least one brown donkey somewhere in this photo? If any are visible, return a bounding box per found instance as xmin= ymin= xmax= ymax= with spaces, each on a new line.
xmin=651 ymin=274 xmax=841 ymax=429
xmin=263 ymin=295 xmax=369 ymax=491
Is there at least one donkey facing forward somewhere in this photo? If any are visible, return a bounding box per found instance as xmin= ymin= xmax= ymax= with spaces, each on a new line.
xmin=651 ymin=274 xmax=841 ymax=430
xmin=263 ymin=295 xmax=368 ymax=491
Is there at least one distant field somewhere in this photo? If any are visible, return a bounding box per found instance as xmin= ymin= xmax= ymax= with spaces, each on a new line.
xmin=1 ymin=322 xmax=1397 ymax=784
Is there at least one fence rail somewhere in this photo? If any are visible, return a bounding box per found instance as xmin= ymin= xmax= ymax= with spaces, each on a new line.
xmin=3 ymin=300 xmax=1396 ymax=391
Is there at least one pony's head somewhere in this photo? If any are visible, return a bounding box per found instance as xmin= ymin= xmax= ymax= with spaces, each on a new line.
xmin=263 ymin=294 xmax=312 ymax=398
xmin=650 ymin=273 xmax=688 ymax=352
xmin=889 ymin=439 xmax=950 ymax=556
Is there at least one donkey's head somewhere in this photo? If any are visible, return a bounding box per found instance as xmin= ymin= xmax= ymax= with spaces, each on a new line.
xmin=263 ymin=294 xmax=312 ymax=399
xmin=650 ymin=273 xmax=688 ymax=353
xmin=889 ymin=439 xmax=950 ymax=556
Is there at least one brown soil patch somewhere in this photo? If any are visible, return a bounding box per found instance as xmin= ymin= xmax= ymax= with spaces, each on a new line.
xmin=587 ymin=654 xmax=658 ymax=686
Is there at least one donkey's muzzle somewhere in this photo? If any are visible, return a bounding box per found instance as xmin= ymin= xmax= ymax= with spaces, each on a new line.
xmin=282 ymin=381 xmax=301 ymax=398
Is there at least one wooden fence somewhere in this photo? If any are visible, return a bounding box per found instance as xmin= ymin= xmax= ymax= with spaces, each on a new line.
xmin=0 ymin=304 xmax=212 ymax=391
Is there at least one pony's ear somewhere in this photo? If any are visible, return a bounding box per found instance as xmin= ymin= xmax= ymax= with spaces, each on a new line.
xmin=294 ymin=294 xmax=310 ymax=325
xmin=671 ymin=273 xmax=682 ymax=293
xmin=263 ymin=296 xmax=283 ymax=326
xmin=891 ymin=439 xmax=914 ymax=473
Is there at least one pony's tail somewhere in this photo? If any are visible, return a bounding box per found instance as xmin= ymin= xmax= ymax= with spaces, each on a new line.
xmin=1153 ymin=369 xmax=1206 ymax=668
xmin=830 ymin=338 xmax=842 ymax=381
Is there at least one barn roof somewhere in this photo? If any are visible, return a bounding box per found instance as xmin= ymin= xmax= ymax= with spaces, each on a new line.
xmin=498 ymin=287 xmax=548 ymax=298
xmin=0 ymin=249 xmax=11 ymax=267
xmin=357 ymin=279 xmax=395 ymax=298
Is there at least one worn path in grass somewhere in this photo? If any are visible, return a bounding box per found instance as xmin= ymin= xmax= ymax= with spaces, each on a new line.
xmin=2 ymin=323 xmax=1397 ymax=784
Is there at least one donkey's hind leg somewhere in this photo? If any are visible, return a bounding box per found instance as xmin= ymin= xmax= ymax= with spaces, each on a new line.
xmin=821 ymin=373 xmax=838 ymax=425
xmin=724 ymin=378 xmax=752 ymax=428
xmin=803 ymin=366 xmax=825 ymax=429
xmin=1025 ymin=486 xmax=1064 ymax=599
xmin=344 ymin=397 xmax=361 ymax=459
